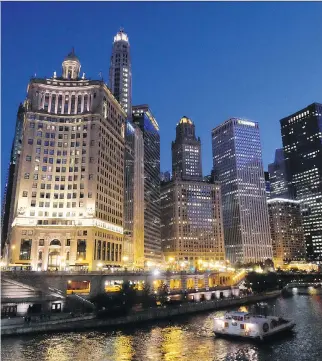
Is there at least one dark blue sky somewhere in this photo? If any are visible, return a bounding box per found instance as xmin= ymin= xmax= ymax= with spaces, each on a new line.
xmin=2 ymin=2 xmax=322 ymax=195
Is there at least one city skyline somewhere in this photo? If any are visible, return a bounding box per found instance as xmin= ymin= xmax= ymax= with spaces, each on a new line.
xmin=2 ymin=2 xmax=322 ymax=197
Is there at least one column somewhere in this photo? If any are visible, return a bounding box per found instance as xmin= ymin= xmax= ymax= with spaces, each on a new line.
xmin=81 ymin=93 xmax=84 ymax=113
xmin=68 ymin=92 xmax=72 ymax=114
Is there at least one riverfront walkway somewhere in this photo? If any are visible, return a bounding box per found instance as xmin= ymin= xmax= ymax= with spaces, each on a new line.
xmin=1 ymin=290 xmax=281 ymax=336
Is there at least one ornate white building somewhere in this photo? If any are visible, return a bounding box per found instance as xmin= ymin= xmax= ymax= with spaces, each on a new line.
xmin=7 ymin=50 xmax=126 ymax=271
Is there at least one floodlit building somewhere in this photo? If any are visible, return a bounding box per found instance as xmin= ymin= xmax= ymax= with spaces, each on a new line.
xmin=161 ymin=117 xmax=225 ymax=268
xmin=6 ymin=50 xmax=126 ymax=271
xmin=109 ymin=28 xmax=132 ymax=119
xmin=132 ymin=105 xmax=162 ymax=265
xmin=268 ymin=198 xmax=306 ymax=266
xmin=280 ymin=103 xmax=322 ymax=261
xmin=212 ymin=118 xmax=273 ymax=264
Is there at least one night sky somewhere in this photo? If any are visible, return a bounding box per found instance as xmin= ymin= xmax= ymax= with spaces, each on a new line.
xmin=2 ymin=2 xmax=322 ymax=197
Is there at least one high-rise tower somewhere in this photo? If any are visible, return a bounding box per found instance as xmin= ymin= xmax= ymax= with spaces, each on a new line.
xmin=109 ymin=29 xmax=132 ymax=119
xmin=172 ymin=116 xmax=202 ymax=181
xmin=132 ymin=105 xmax=161 ymax=265
xmin=1 ymin=104 xmax=25 ymax=252
xmin=161 ymin=116 xmax=225 ymax=268
xmin=212 ymin=118 xmax=272 ymax=264
xmin=280 ymin=103 xmax=322 ymax=261
xmin=6 ymin=51 xmax=126 ymax=271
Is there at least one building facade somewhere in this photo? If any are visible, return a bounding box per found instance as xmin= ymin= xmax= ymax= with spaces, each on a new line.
xmin=264 ymin=171 xmax=271 ymax=199
xmin=280 ymin=103 xmax=322 ymax=261
xmin=123 ymin=120 xmax=145 ymax=268
xmin=212 ymin=118 xmax=272 ymax=264
xmin=161 ymin=116 xmax=225 ymax=268
xmin=6 ymin=51 xmax=126 ymax=271
xmin=1 ymin=104 xmax=25 ymax=252
xmin=268 ymin=148 xmax=292 ymax=199
xmin=172 ymin=116 xmax=202 ymax=181
xmin=109 ymin=29 xmax=132 ymax=119
xmin=132 ymin=105 xmax=162 ymax=265
xmin=161 ymin=179 xmax=225 ymax=268
xmin=268 ymin=198 xmax=306 ymax=266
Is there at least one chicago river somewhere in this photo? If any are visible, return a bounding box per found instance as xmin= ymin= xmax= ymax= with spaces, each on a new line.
xmin=2 ymin=295 xmax=322 ymax=361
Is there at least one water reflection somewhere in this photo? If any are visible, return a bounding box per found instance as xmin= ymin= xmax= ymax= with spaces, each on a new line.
xmin=2 ymin=296 xmax=322 ymax=361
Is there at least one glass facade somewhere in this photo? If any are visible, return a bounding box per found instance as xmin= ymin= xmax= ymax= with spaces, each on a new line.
xmin=280 ymin=103 xmax=322 ymax=261
xmin=212 ymin=118 xmax=272 ymax=264
xmin=132 ymin=105 xmax=161 ymax=264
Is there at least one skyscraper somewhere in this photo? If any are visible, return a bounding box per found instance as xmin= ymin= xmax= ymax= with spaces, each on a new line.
xmin=267 ymin=198 xmax=305 ymax=266
xmin=161 ymin=116 xmax=225 ymax=268
xmin=109 ymin=29 xmax=132 ymax=119
xmin=132 ymin=105 xmax=161 ymax=265
xmin=280 ymin=103 xmax=322 ymax=261
xmin=264 ymin=171 xmax=271 ymax=199
xmin=1 ymin=104 xmax=25 ymax=252
xmin=268 ymin=148 xmax=292 ymax=199
xmin=123 ymin=121 xmax=145 ymax=268
xmin=212 ymin=118 xmax=272 ymax=264
xmin=6 ymin=51 xmax=126 ymax=271
xmin=172 ymin=116 xmax=202 ymax=181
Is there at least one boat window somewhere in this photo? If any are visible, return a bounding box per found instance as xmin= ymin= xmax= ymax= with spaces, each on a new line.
xmin=240 ymin=324 xmax=245 ymax=329
xmin=224 ymin=322 xmax=229 ymax=328
xmin=232 ymin=316 xmax=244 ymax=321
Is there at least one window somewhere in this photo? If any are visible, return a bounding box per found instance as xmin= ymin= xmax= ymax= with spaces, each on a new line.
xmin=24 ymin=173 xmax=30 ymax=179
xmin=22 ymin=191 xmax=28 ymax=197
xmin=19 ymin=239 xmax=32 ymax=260
xmin=28 ymin=139 xmax=33 ymax=145
xmin=77 ymin=239 xmax=86 ymax=259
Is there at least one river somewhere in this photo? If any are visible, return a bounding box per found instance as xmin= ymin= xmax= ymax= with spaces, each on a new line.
xmin=2 ymin=294 xmax=322 ymax=361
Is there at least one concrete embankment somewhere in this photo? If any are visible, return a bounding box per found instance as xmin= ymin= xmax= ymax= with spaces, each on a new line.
xmin=1 ymin=291 xmax=281 ymax=336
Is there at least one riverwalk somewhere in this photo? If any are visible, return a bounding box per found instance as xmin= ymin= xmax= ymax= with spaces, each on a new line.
xmin=1 ymin=290 xmax=281 ymax=336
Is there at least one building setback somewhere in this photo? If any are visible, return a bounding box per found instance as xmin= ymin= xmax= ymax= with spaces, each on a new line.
xmin=268 ymin=198 xmax=306 ymax=265
xmin=6 ymin=51 xmax=126 ymax=271
xmin=280 ymin=103 xmax=322 ymax=261
xmin=212 ymin=118 xmax=272 ymax=264
xmin=161 ymin=116 xmax=225 ymax=268
xmin=132 ymin=105 xmax=162 ymax=265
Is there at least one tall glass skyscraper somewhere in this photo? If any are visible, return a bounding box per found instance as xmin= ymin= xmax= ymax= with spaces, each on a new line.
xmin=280 ymin=103 xmax=322 ymax=261
xmin=109 ymin=29 xmax=132 ymax=118
xmin=212 ymin=118 xmax=272 ymax=264
xmin=132 ymin=105 xmax=161 ymax=264
xmin=268 ymin=148 xmax=292 ymax=199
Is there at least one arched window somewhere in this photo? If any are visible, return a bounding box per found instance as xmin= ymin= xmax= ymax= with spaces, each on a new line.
xmin=50 ymin=239 xmax=61 ymax=246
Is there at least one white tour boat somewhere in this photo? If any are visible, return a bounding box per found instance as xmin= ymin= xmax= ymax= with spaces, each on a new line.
xmin=214 ymin=311 xmax=295 ymax=341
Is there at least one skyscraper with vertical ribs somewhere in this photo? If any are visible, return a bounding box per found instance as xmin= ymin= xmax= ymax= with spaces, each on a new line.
xmin=109 ymin=29 xmax=132 ymax=119
xmin=109 ymin=29 xmax=145 ymax=268
xmin=212 ymin=118 xmax=272 ymax=264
